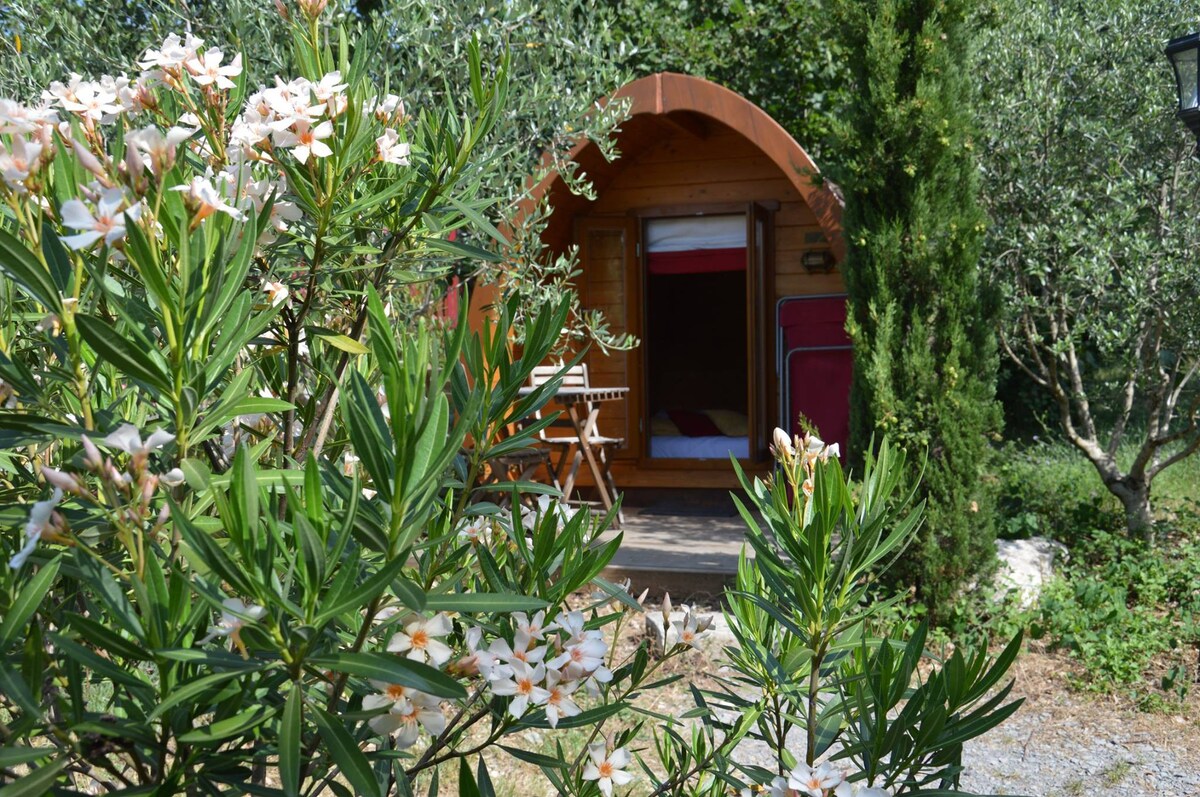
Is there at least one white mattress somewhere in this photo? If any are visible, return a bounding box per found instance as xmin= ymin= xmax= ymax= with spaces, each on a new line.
xmin=650 ymin=435 xmax=748 ymax=460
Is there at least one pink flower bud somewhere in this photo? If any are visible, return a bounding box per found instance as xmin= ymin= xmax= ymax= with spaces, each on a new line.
xmin=297 ymin=0 xmax=328 ymax=20
xmin=70 ymin=139 xmax=107 ymax=178
xmin=42 ymin=466 xmax=80 ymax=494
xmin=81 ymin=435 xmax=102 ymax=469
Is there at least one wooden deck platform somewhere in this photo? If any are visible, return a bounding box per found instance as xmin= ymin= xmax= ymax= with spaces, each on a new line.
xmin=597 ymin=501 xmax=753 ymax=602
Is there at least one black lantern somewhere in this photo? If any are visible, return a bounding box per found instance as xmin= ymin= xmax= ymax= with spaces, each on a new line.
xmin=1167 ymin=32 xmax=1200 ymax=139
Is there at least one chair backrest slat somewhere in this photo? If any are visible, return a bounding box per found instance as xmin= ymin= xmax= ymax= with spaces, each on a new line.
xmin=530 ymin=363 xmax=589 ymax=388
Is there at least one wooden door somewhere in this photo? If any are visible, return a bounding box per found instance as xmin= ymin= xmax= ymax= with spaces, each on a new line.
xmin=575 ymin=217 xmax=640 ymax=458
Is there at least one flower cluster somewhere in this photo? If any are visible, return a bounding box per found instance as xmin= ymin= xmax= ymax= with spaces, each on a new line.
xmin=10 ymin=424 xmax=181 ymax=570
xmin=752 ymin=763 xmax=892 ymax=797
xmin=660 ymin=593 xmax=714 ymax=650
xmin=471 ymin=609 xmax=610 ymax=728
xmin=0 ymin=30 xmax=410 ymax=268
xmin=347 ymin=604 xmax=622 ymax=755
xmin=771 ymin=427 xmax=840 ymax=499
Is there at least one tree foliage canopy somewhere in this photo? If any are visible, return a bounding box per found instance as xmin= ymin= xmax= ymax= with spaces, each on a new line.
xmin=978 ymin=0 xmax=1200 ymax=537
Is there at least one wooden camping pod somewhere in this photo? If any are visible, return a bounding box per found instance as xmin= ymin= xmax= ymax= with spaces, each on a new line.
xmin=469 ymin=73 xmax=848 ymax=490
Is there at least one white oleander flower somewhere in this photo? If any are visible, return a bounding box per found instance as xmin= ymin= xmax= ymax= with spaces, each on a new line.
xmin=60 ymin=189 xmax=142 ymax=250
xmin=668 ymin=605 xmax=713 ymax=650
xmin=8 ymin=487 xmax=64 ymax=570
xmin=262 ymin=280 xmax=290 ymax=307
xmin=127 ymin=125 xmax=193 ymax=177
xmin=103 ymin=423 xmax=175 ymax=456
xmin=489 ymin=660 xmax=548 ymax=719
xmin=0 ymin=135 xmax=44 ymax=192
xmin=835 ymin=781 xmax=892 ymax=797
xmin=0 ymin=98 xmax=58 ymax=135
xmin=58 ymin=79 xmax=123 ymax=122
xmin=387 ymin=613 xmax=454 ymax=666
xmin=138 ymin=33 xmax=203 ymax=72
xmin=171 ymin=175 xmax=246 ymax=222
xmin=548 ymin=629 xmax=607 ymax=681
xmin=375 ymin=128 xmax=410 ymax=165
xmin=199 ymin=598 xmax=266 ymax=657
xmin=369 ymin=695 xmax=443 ymax=746
xmin=788 ymin=762 xmax=843 ymax=797
xmin=185 ymin=49 xmax=242 ymax=90
xmin=581 ymin=743 xmax=633 ymax=797
xmin=537 ymin=668 xmax=581 ymax=728
xmin=275 ymin=120 xmax=333 ymax=164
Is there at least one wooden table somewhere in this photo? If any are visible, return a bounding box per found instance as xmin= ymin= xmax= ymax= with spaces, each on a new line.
xmin=517 ymin=385 xmax=629 ymax=519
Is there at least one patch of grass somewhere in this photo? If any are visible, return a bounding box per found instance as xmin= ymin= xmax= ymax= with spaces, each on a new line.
xmin=1060 ymin=779 xmax=1085 ymax=797
xmin=991 ymin=435 xmax=1200 ymax=543
xmin=1100 ymin=760 xmax=1131 ymax=787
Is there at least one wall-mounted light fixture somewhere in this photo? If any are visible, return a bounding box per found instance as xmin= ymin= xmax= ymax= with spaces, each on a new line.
xmin=802 ymin=250 xmax=836 ymax=274
xmin=1167 ymin=32 xmax=1200 ymax=140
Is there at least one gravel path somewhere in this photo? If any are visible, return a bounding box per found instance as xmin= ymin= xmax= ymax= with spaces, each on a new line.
xmin=960 ymin=712 xmax=1199 ymax=796
xmin=958 ymin=686 xmax=1200 ymax=796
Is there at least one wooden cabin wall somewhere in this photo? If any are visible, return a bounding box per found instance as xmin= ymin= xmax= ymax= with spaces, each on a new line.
xmin=571 ymin=120 xmax=842 ymax=488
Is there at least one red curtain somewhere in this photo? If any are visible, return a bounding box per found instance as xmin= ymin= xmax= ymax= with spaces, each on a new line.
xmin=646 ymin=247 xmax=745 ymax=275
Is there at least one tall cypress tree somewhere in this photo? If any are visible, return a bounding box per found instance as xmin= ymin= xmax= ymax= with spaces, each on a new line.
xmin=833 ymin=0 xmax=1000 ymax=615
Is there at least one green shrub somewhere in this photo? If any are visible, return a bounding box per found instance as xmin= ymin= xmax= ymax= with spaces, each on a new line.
xmin=1031 ymin=530 xmax=1200 ymax=703
xmin=991 ymin=440 xmax=1125 ymax=544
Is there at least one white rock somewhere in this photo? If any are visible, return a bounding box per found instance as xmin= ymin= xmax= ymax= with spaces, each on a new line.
xmin=993 ymin=537 xmax=1069 ymax=609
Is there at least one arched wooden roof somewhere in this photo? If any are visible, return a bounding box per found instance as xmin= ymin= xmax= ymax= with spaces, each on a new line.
xmin=529 ymin=72 xmax=844 ymax=260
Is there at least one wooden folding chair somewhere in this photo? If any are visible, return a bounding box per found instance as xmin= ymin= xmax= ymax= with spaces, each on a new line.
xmin=529 ymin=363 xmax=625 ymax=524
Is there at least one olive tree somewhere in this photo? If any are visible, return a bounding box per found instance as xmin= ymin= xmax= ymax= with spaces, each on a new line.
xmin=978 ymin=0 xmax=1200 ymax=541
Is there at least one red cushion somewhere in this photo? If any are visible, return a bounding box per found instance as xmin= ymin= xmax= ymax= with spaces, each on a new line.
xmin=667 ymin=409 xmax=723 ymax=437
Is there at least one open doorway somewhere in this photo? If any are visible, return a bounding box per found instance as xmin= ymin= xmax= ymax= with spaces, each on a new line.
xmin=644 ymin=215 xmax=750 ymax=459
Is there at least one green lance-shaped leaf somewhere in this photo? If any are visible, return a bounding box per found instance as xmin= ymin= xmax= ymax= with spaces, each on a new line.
xmin=280 ymin=684 xmax=303 ymax=797
xmin=148 ymin=667 xmax=264 ymax=719
xmin=318 ymin=332 xmax=370 ymax=355
xmin=0 ymin=661 xmax=42 ymax=717
xmin=0 ymin=754 xmax=69 ymax=796
xmin=307 ymin=652 xmax=466 ymax=699
xmin=39 ymin=221 xmax=72 ymax=297
xmin=0 ymin=226 xmax=62 ymax=312
xmin=344 ymin=369 xmax=395 ymax=503
xmin=312 ymin=706 xmax=383 ymax=797
xmin=75 ymin=313 xmax=172 ymax=395
xmin=455 ymin=756 xmax=483 ymax=797
xmin=0 ymin=748 xmax=54 ymax=769
xmin=177 ymin=704 xmax=276 ymax=744
xmin=0 ymin=556 xmax=60 ymax=646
